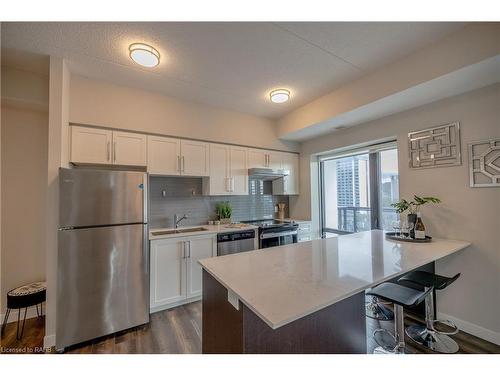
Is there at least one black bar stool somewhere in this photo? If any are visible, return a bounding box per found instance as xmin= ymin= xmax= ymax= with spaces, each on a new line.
xmin=398 ymin=271 xmax=460 ymax=353
xmin=367 ymin=282 xmax=433 ymax=354
xmin=365 ymin=295 xmax=394 ymax=321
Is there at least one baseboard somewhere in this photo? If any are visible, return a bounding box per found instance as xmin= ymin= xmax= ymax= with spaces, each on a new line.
xmin=43 ymin=334 xmax=56 ymax=349
xmin=437 ymin=312 xmax=500 ymax=346
xmin=150 ymin=296 xmax=201 ymax=314
xmin=1 ymin=305 xmax=43 ymax=324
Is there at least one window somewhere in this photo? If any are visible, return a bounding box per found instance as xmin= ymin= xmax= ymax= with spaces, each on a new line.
xmin=319 ymin=142 xmax=399 ymax=236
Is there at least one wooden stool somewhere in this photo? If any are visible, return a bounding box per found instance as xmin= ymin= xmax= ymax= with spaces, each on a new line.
xmin=1 ymin=281 xmax=46 ymax=340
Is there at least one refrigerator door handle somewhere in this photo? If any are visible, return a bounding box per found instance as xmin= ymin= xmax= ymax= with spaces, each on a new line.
xmin=143 ymin=224 xmax=149 ymax=275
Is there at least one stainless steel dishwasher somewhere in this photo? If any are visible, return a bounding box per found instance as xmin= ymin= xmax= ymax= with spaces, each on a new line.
xmin=217 ymin=229 xmax=256 ymax=256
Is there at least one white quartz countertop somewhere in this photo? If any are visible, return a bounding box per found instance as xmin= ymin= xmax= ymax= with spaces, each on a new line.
xmin=149 ymin=224 xmax=258 ymax=240
xmin=199 ymin=230 xmax=470 ymax=330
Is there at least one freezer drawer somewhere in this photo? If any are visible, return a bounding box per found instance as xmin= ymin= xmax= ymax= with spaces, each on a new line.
xmin=56 ymin=224 xmax=149 ymax=349
xmin=59 ymin=168 xmax=146 ymax=227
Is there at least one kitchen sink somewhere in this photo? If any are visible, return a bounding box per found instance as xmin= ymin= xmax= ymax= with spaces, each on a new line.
xmin=151 ymin=227 xmax=209 ymax=236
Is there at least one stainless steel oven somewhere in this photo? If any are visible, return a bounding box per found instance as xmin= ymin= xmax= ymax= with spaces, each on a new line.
xmin=259 ymin=228 xmax=298 ymax=248
xmin=241 ymin=220 xmax=298 ymax=249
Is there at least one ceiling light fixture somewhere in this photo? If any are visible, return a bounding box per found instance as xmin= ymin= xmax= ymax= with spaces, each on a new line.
xmin=129 ymin=43 xmax=160 ymax=68
xmin=269 ymin=89 xmax=290 ymax=104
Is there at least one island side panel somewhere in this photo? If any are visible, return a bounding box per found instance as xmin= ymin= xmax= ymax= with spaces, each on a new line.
xmin=242 ymin=292 xmax=367 ymax=354
xmin=202 ymin=270 xmax=244 ymax=354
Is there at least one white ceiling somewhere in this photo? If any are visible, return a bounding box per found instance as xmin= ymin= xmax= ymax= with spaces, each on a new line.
xmin=1 ymin=22 xmax=467 ymax=119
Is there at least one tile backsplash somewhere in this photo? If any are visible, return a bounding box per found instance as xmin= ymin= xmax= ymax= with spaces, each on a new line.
xmin=149 ymin=176 xmax=289 ymax=228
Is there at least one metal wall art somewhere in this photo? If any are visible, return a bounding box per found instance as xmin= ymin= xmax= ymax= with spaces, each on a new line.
xmin=468 ymin=138 xmax=500 ymax=188
xmin=408 ymin=122 xmax=462 ymax=169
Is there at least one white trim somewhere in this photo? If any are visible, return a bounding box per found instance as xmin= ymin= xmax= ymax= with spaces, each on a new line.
xmin=43 ymin=334 xmax=56 ymax=349
xmin=1 ymin=305 xmax=43 ymax=324
xmin=149 ymin=295 xmax=201 ymax=314
xmin=437 ymin=312 xmax=500 ymax=346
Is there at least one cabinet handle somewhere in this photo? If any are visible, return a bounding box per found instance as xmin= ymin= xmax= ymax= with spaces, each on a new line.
xmin=113 ymin=142 xmax=117 ymax=163
xmin=182 ymin=156 xmax=185 ymax=172
xmin=182 ymin=242 xmax=186 ymax=259
xmin=177 ymin=155 xmax=181 ymax=172
xmin=107 ymin=141 xmax=110 ymax=161
xmin=187 ymin=242 xmax=191 ymax=258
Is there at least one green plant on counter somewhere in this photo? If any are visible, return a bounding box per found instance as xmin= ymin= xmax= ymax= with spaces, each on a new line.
xmin=391 ymin=195 xmax=441 ymax=214
xmin=216 ymin=201 xmax=232 ymax=219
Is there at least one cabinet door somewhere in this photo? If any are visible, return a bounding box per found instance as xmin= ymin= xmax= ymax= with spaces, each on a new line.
xmin=150 ymin=239 xmax=186 ymax=308
xmin=230 ymin=146 xmax=248 ymax=195
xmin=247 ymin=148 xmax=267 ymax=169
xmin=208 ymin=144 xmax=230 ymax=195
xmin=267 ymin=151 xmax=282 ymax=170
xmin=180 ymin=140 xmax=210 ymax=176
xmin=70 ymin=125 xmax=112 ymax=164
xmin=113 ymin=131 xmax=147 ymax=166
xmin=186 ymin=236 xmax=216 ymax=298
xmin=281 ymin=152 xmax=300 ymax=195
xmin=147 ymin=136 xmax=181 ymax=175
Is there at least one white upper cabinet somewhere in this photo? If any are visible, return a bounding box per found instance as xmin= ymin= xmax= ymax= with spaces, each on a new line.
xmin=70 ymin=126 xmax=146 ymax=166
xmin=229 ymin=146 xmax=248 ymax=195
xmin=70 ymin=126 xmax=113 ymax=165
xmin=147 ymin=136 xmax=181 ymax=175
xmin=248 ymin=149 xmax=268 ymax=169
xmin=113 ymin=131 xmax=147 ymax=166
xmin=267 ymin=151 xmax=282 ymax=170
xmin=180 ymin=139 xmax=210 ymax=177
xmin=281 ymin=152 xmax=300 ymax=195
xmin=272 ymin=152 xmax=300 ymax=195
xmin=207 ymin=143 xmax=230 ymax=195
xmin=147 ymin=137 xmax=209 ymax=176
xmin=206 ymin=144 xmax=248 ymax=195
xmin=247 ymin=148 xmax=281 ymax=169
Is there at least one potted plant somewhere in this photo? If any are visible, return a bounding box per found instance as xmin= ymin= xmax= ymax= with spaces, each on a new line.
xmin=391 ymin=195 xmax=441 ymax=236
xmin=216 ymin=201 xmax=233 ymax=224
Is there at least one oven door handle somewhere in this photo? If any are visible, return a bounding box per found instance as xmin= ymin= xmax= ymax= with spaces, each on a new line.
xmin=260 ymin=230 xmax=298 ymax=239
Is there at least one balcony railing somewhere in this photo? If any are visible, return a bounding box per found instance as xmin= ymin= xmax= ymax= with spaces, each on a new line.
xmin=324 ymin=206 xmax=398 ymax=234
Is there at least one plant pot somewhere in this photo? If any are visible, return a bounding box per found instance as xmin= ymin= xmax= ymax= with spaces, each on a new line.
xmin=219 ymin=218 xmax=232 ymax=224
xmin=407 ymin=213 xmax=417 ymax=238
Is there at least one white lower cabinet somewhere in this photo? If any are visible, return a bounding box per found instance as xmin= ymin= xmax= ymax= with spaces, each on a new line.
xmin=150 ymin=234 xmax=216 ymax=311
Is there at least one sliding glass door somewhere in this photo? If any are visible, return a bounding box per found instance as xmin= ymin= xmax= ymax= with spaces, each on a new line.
xmin=320 ymin=143 xmax=399 ymax=236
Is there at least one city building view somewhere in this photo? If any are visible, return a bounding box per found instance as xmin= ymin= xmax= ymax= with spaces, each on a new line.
xmin=322 ymin=148 xmax=399 ymax=234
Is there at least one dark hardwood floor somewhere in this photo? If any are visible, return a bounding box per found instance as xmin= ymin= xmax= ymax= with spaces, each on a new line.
xmin=1 ymin=301 xmax=499 ymax=354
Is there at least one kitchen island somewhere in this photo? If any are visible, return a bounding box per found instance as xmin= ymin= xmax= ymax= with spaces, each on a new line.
xmin=199 ymin=230 xmax=470 ymax=354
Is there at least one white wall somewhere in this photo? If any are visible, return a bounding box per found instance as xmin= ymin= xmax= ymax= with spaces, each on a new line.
xmin=292 ymin=84 xmax=500 ymax=344
xmin=0 ymin=62 xmax=49 ymax=322
xmin=1 ymin=106 xmax=48 ymax=319
xmin=69 ymin=75 xmax=298 ymax=152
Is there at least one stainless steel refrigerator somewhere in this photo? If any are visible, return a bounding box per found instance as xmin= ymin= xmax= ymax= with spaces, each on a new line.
xmin=57 ymin=168 xmax=149 ymax=350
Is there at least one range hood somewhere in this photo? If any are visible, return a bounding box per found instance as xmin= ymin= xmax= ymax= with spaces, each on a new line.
xmin=248 ymin=168 xmax=288 ymax=181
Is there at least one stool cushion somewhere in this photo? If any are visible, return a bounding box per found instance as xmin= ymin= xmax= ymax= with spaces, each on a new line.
xmin=7 ymin=281 xmax=46 ymax=309
xmin=8 ymin=282 xmax=46 ymax=297
xmin=398 ymin=271 xmax=460 ymax=290
xmin=367 ymin=282 xmax=432 ymax=308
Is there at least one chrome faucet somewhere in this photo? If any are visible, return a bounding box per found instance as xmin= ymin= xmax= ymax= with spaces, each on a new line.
xmin=174 ymin=214 xmax=188 ymax=228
